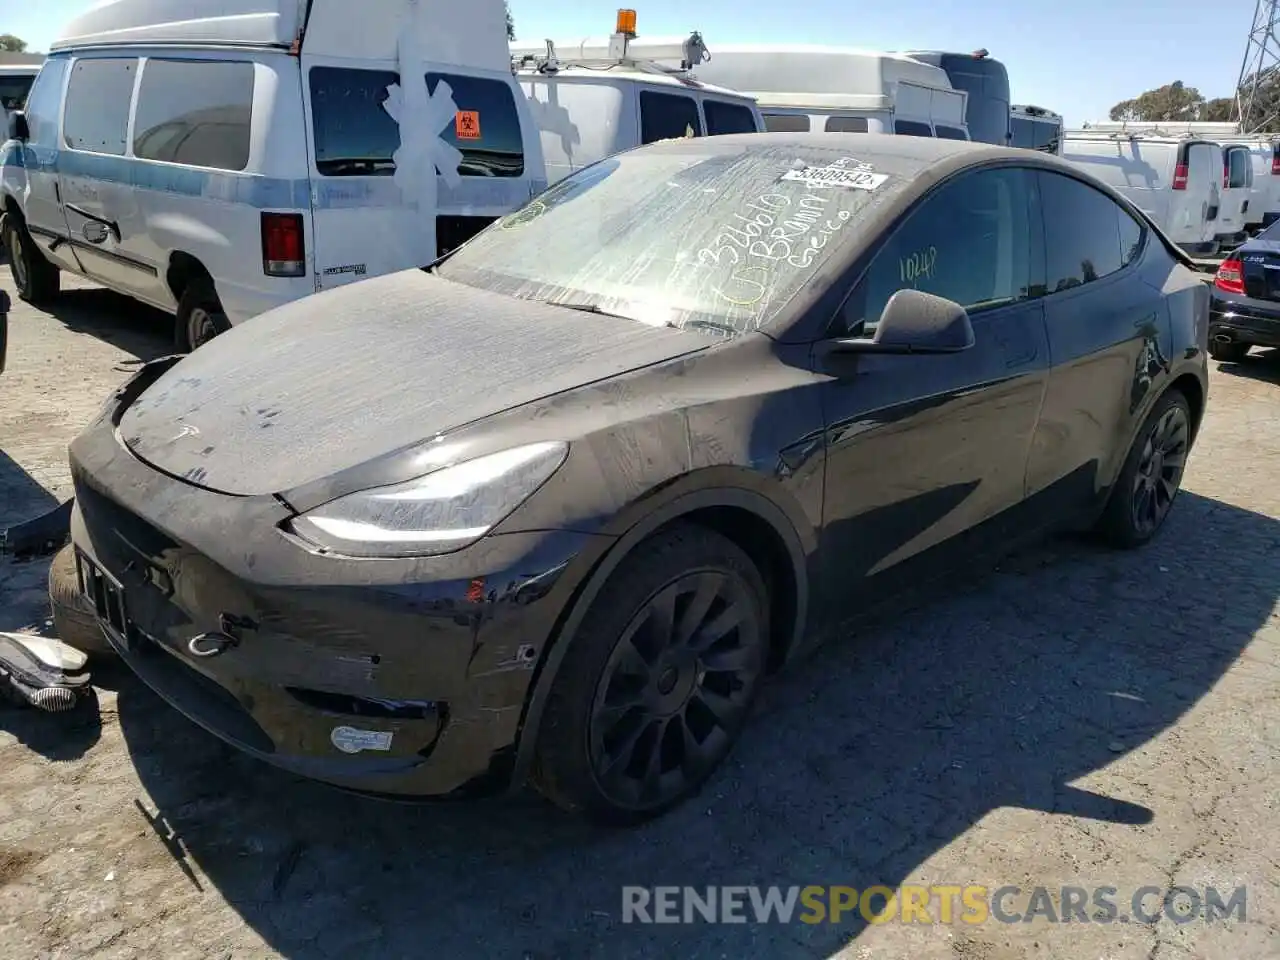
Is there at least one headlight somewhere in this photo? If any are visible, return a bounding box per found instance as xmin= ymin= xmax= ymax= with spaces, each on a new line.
xmin=288 ymin=441 xmax=569 ymax=558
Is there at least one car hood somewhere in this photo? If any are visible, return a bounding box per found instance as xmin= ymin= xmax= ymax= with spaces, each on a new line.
xmin=117 ymin=270 xmax=709 ymax=497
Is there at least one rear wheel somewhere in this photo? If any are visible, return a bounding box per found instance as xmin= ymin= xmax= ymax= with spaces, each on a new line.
xmin=175 ymin=279 xmax=231 ymax=352
xmin=532 ymin=525 xmax=770 ymax=825
xmin=3 ymin=214 xmax=60 ymax=304
xmin=1208 ymin=339 xmax=1250 ymax=362
xmin=1095 ymin=389 xmax=1192 ymax=549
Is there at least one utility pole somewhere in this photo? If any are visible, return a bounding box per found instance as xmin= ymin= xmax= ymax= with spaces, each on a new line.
xmin=1236 ymin=0 xmax=1280 ymax=133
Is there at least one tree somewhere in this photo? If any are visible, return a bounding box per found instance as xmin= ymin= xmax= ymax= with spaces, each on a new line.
xmin=0 ymin=34 xmax=27 ymax=52
xmin=1108 ymin=81 xmax=1205 ymax=122
xmin=1202 ymin=97 xmax=1239 ymax=124
xmin=1236 ymin=65 xmax=1280 ymax=132
xmin=506 ymin=2 xmax=515 ymax=40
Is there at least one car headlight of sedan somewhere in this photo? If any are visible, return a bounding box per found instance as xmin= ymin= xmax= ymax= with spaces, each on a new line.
xmin=289 ymin=441 xmax=569 ymax=559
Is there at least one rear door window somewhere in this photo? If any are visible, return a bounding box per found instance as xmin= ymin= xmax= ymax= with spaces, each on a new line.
xmin=1226 ymin=147 xmax=1251 ymax=189
xmin=133 ymin=59 xmax=254 ymax=171
xmin=1038 ymin=171 xmax=1127 ymax=292
xmin=934 ymin=125 xmax=969 ymax=140
xmin=63 ymin=57 xmax=138 ymax=156
xmin=703 ymin=99 xmax=757 ymax=135
xmin=16 ymin=59 xmax=67 ymax=148
xmin=762 ymin=113 xmax=809 ymax=132
xmin=894 ymin=119 xmax=934 ymax=137
xmin=308 ymin=66 xmax=524 ymax=177
xmin=639 ymin=90 xmax=703 ymax=143
xmin=0 ymin=74 xmax=35 ymax=112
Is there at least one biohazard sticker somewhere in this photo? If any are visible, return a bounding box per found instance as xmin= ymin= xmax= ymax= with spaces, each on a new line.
xmin=330 ymin=725 xmax=394 ymax=754
xmin=455 ymin=110 xmax=482 ymax=140
xmin=780 ymin=158 xmax=888 ymax=191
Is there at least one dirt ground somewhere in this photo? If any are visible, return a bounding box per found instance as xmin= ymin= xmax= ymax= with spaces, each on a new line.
xmin=0 ymin=263 xmax=1278 ymax=960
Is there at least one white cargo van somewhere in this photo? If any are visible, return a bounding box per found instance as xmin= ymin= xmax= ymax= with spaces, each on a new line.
xmin=1061 ymin=129 xmax=1222 ymax=257
xmin=1080 ymin=121 xmax=1252 ymax=249
xmin=1215 ymin=136 xmax=1280 ymax=232
xmin=634 ymin=44 xmax=969 ymax=140
xmin=512 ymin=15 xmax=763 ymax=186
xmin=0 ymin=0 xmax=546 ymax=350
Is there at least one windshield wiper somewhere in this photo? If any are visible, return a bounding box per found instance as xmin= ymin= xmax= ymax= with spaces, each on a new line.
xmin=675 ymin=318 xmax=738 ymax=336
xmin=541 ymin=301 xmax=635 ymax=320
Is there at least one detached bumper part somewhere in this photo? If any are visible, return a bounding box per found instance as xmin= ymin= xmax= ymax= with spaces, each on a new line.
xmin=0 ymin=632 xmax=91 ymax=712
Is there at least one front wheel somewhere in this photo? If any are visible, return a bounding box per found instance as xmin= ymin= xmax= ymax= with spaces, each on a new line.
xmin=2 ymin=214 xmax=60 ymax=304
xmin=532 ymin=525 xmax=770 ymax=825
xmin=1095 ymin=389 xmax=1193 ymax=549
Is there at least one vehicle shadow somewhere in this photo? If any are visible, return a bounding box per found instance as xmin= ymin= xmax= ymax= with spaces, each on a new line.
xmin=29 ymin=284 xmax=172 ymax=363
xmin=114 ymin=489 xmax=1276 ymax=957
xmin=1215 ymin=348 xmax=1280 ymax=384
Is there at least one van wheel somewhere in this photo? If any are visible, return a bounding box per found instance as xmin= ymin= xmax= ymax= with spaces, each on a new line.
xmin=176 ymin=280 xmax=230 ymax=352
xmin=531 ymin=524 xmax=770 ymax=825
xmin=3 ymin=215 xmax=60 ymax=304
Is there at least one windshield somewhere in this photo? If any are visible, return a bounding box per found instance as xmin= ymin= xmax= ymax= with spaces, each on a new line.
xmin=436 ymin=143 xmax=911 ymax=338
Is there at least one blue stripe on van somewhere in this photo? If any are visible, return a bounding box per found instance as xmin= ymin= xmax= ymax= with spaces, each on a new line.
xmin=2 ymin=145 xmax=540 ymax=211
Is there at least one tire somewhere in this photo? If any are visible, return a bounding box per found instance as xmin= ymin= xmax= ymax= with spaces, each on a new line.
xmin=532 ymin=524 xmax=770 ymax=825
xmin=47 ymin=545 xmax=114 ymax=657
xmin=1208 ymin=339 xmax=1250 ymax=362
xmin=175 ymin=279 xmax=231 ymax=352
xmin=1094 ymin=389 xmax=1193 ymax=549
xmin=2 ymin=214 xmax=60 ymax=304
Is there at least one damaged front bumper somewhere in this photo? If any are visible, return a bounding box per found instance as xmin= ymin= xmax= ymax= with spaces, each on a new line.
xmin=68 ymin=371 xmax=610 ymax=799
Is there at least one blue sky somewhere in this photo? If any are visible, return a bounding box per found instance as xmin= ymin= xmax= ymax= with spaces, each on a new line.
xmin=0 ymin=0 xmax=1244 ymax=127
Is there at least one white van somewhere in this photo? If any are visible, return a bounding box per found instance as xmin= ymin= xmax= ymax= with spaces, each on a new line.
xmin=1062 ymin=130 xmax=1222 ymax=257
xmin=512 ymin=17 xmax=763 ymax=186
xmin=0 ymin=0 xmax=546 ymax=350
xmin=632 ymin=44 xmax=968 ymax=140
xmin=1215 ymin=136 xmax=1280 ymax=232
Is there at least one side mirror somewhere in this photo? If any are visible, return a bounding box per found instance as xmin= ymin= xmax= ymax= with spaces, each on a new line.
xmin=826 ymin=288 xmax=975 ymax=355
xmin=7 ymin=111 xmax=28 ymax=142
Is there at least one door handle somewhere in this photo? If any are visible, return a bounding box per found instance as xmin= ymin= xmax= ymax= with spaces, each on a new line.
xmin=81 ymin=221 xmax=109 ymax=245
xmin=64 ymin=203 xmax=120 ymax=243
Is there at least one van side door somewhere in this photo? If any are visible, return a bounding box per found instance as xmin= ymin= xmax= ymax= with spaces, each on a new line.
xmin=59 ymin=56 xmax=158 ymax=297
xmin=4 ymin=56 xmax=80 ymax=274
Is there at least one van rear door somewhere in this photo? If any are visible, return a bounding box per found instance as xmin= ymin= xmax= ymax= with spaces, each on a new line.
xmin=1170 ymin=140 xmax=1218 ymax=250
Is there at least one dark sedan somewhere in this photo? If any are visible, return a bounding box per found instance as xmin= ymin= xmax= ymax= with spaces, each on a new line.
xmin=1208 ymin=223 xmax=1280 ymax=361
xmin=68 ymin=134 xmax=1210 ymax=825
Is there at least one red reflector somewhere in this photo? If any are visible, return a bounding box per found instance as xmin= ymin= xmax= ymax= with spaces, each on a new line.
xmin=1214 ymin=258 xmax=1245 ymax=295
xmin=261 ymin=212 xmax=306 ymax=278
xmin=1172 ymin=163 xmax=1189 ymax=190
xmin=1271 ymin=153 xmax=1280 ymax=174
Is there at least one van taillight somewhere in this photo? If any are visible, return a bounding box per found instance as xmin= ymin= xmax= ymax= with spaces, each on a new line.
xmin=1272 ymin=145 xmax=1280 ymax=174
xmin=261 ymin=212 xmax=306 ymax=278
xmin=1214 ymin=257 xmax=1245 ymax=295
xmin=1172 ymin=163 xmax=1188 ymax=190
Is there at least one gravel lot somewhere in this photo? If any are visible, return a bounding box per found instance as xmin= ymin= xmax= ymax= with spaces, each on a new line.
xmin=1 ymin=264 xmax=1278 ymax=960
